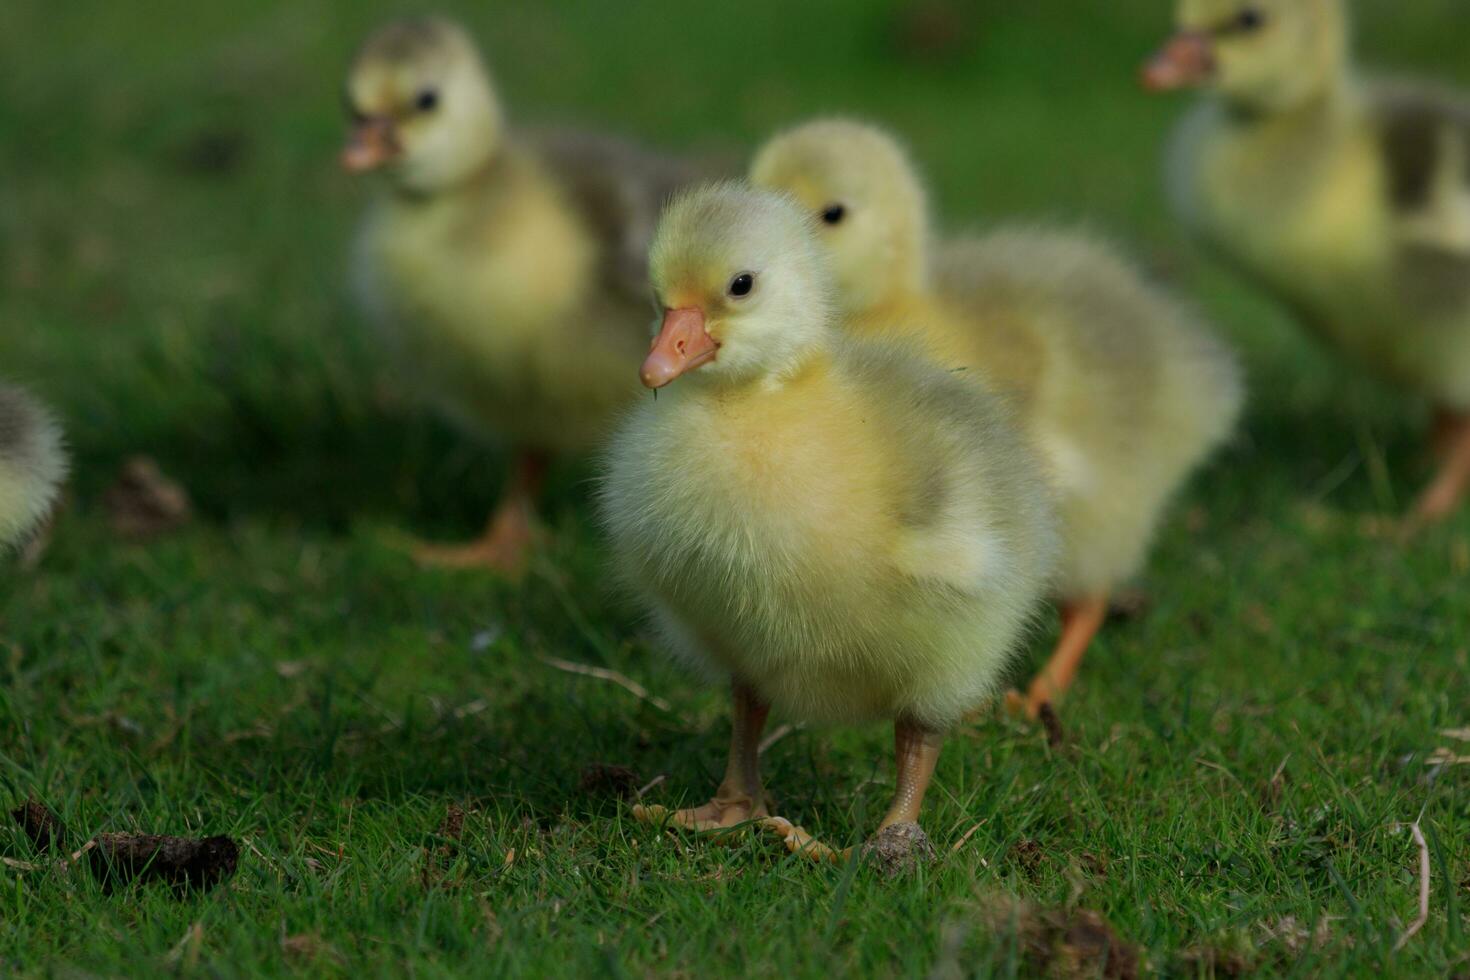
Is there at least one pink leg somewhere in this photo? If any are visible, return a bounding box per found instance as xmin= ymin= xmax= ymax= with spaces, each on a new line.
xmin=765 ymin=718 xmax=945 ymax=864
xmin=1006 ymin=596 xmax=1109 ymax=720
xmin=1407 ymin=409 xmax=1470 ymax=533
xmin=879 ymin=719 xmax=945 ymax=829
xmin=414 ymin=451 xmax=548 ymax=573
xmin=634 ymin=682 xmax=771 ymax=833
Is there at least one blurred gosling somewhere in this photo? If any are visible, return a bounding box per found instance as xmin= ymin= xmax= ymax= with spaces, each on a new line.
xmin=1146 ymin=0 xmax=1470 ymax=529
xmin=602 ymin=183 xmax=1057 ymax=859
xmin=344 ymin=16 xmax=706 ymax=572
xmin=752 ymin=119 xmax=1243 ymax=719
xmin=0 ymin=384 xmax=66 ymax=552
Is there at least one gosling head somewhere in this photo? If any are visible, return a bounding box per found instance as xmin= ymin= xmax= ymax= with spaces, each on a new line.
xmin=1143 ymin=0 xmax=1350 ymax=112
xmin=643 ymin=182 xmax=836 ymax=390
xmin=342 ymin=17 xmax=504 ymax=193
xmin=750 ymin=119 xmax=930 ymax=313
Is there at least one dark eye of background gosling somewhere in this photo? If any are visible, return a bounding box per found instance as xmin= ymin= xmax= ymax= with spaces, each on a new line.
xmin=1224 ymin=7 xmax=1265 ymax=34
xmin=821 ymin=204 xmax=847 ymax=225
xmin=415 ymin=89 xmax=440 ymax=112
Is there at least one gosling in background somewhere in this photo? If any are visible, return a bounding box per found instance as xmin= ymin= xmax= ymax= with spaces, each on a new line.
xmin=1146 ymin=0 xmax=1470 ymax=530
xmin=603 ymin=183 xmax=1058 ymax=859
xmin=752 ymin=120 xmax=1242 ymax=719
xmin=344 ymin=17 xmax=708 ymax=572
xmin=0 ymin=384 xmax=66 ymax=552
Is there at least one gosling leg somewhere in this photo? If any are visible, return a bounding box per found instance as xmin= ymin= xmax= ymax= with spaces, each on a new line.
xmin=1406 ymin=408 xmax=1470 ymax=534
xmin=414 ymin=451 xmax=547 ymax=573
xmin=1007 ymin=596 xmax=1109 ymax=720
xmin=636 ymin=681 xmax=771 ymax=834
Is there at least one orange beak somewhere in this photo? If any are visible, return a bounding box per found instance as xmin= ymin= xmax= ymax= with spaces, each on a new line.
xmin=340 ymin=117 xmax=400 ymax=173
xmin=1141 ymin=32 xmax=1216 ymax=91
xmin=641 ymin=308 xmax=718 ymax=389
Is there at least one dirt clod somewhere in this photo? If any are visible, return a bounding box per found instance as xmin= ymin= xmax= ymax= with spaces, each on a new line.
xmin=579 ymin=763 xmax=641 ymax=800
xmin=422 ymin=803 xmax=471 ymax=890
xmin=173 ymin=129 xmax=251 ymax=177
xmin=11 ymin=798 xmax=65 ymax=853
xmin=890 ymin=0 xmax=975 ymax=63
xmin=1178 ymin=944 xmax=1253 ymax=978
xmin=1107 ymin=590 xmax=1152 ymax=623
xmin=281 ymin=932 xmax=342 ymax=965
xmin=1057 ymin=910 xmax=1140 ymax=979
xmin=104 ymin=456 xmax=193 ymax=540
xmin=89 ymin=832 xmax=238 ymax=893
xmin=860 ymin=822 xmax=936 ymax=878
xmin=436 ymin=803 xmax=465 ymax=842
xmin=1011 ymin=838 xmax=1046 ymax=879
xmin=983 ymin=896 xmax=1140 ymax=979
xmin=1039 ymin=702 xmax=1066 ymax=749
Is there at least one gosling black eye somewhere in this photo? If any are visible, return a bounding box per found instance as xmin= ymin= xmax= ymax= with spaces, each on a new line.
xmin=821 ymin=204 xmax=847 ymax=226
xmin=728 ymin=273 xmax=755 ymax=298
xmin=415 ymin=89 xmax=440 ymax=112
xmin=1234 ymin=7 xmax=1265 ymax=32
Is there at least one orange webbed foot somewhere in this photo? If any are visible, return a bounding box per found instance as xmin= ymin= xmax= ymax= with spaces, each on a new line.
xmin=1004 ymin=689 xmax=1047 ymax=722
xmin=633 ymin=795 xmax=768 ymax=841
xmin=1404 ymin=409 xmax=1470 ymax=538
xmin=760 ymin=817 xmax=849 ymax=864
xmin=411 ymin=529 xmax=534 ymax=575
xmin=409 ymin=500 xmax=539 ymax=575
xmin=410 ymin=452 xmax=547 ymax=574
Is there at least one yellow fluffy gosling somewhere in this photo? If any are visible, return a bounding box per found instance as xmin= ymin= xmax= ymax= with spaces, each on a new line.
xmin=0 ymin=384 xmax=65 ymax=552
xmin=345 ymin=17 xmax=705 ymax=572
xmin=1145 ymin=0 xmax=1470 ymax=529
xmin=602 ymin=183 xmax=1058 ymax=859
xmin=752 ymin=120 xmax=1243 ymax=719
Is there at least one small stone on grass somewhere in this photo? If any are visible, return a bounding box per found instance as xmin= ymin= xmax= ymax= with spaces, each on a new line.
xmin=860 ymin=822 xmax=936 ymax=877
xmin=579 ymin=764 xmax=641 ymax=800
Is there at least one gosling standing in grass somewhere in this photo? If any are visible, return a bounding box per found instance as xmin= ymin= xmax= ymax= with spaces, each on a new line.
xmin=344 ymin=17 xmax=706 ymax=572
xmin=0 ymin=384 xmax=65 ymax=552
xmin=602 ymin=184 xmax=1058 ymax=858
xmin=751 ymin=120 xmax=1242 ymax=719
xmin=1146 ymin=0 xmax=1470 ymax=529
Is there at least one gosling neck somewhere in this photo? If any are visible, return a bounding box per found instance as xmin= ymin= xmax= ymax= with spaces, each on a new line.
xmin=1221 ymin=15 xmax=1355 ymax=126
xmin=701 ymin=322 xmax=837 ymax=397
xmin=1220 ymin=69 xmax=1360 ymax=143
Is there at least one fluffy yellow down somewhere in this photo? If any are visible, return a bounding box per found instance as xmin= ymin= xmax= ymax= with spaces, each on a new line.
xmin=356 ymin=150 xmax=642 ymax=453
xmin=752 ymin=120 xmax=1243 ymax=598
xmin=0 ymin=384 xmax=66 ymax=551
xmin=602 ymin=185 xmax=1058 ymax=730
xmin=347 ymin=18 xmax=653 ymax=455
xmin=1164 ymin=0 xmax=1470 ymax=406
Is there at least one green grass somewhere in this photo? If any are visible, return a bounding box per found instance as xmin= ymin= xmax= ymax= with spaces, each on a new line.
xmin=2 ymin=0 xmax=1469 ymax=975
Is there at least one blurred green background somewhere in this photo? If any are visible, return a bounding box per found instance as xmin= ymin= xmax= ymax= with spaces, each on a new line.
xmin=1 ymin=1 xmax=1468 ymax=976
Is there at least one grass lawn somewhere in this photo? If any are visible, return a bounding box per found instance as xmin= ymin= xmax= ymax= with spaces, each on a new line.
xmin=2 ymin=0 xmax=1468 ymax=975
